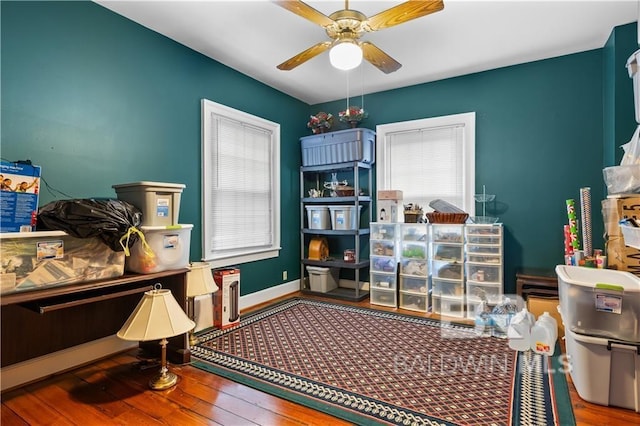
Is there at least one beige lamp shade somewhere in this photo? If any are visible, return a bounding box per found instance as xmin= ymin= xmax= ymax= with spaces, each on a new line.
xmin=117 ymin=287 xmax=195 ymax=342
xmin=186 ymin=262 xmax=218 ymax=297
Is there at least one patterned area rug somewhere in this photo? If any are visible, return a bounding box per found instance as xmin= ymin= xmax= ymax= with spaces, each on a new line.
xmin=192 ymin=298 xmax=574 ymax=426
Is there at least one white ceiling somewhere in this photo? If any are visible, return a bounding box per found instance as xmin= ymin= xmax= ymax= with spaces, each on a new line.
xmin=96 ymin=0 xmax=638 ymax=105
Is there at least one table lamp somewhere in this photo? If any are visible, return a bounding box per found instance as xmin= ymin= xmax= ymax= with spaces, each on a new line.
xmin=186 ymin=261 xmax=218 ymax=346
xmin=117 ymin=284 xmax=195 ymax=390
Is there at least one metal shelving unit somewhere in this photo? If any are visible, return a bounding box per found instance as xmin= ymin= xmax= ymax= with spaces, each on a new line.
xmin=300 ymin=161 xmax=372 ymax=301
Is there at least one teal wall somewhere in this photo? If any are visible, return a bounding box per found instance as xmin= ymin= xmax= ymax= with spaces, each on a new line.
xmin=1 ymin=1 xmax=306 ymax=295
xmin=315 ymin=23 xmax=637 ymax=292
xmin=604 ymin=23 xmax=638 ymax=166
xmin=1 ymin=1 xmax=637 ymax=295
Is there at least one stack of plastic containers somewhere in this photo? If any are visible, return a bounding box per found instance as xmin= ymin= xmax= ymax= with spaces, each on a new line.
xmin=113 ymin=181 xmax=192 ymax=274
xmin=556 ymin=265 xmax=640 ymax=412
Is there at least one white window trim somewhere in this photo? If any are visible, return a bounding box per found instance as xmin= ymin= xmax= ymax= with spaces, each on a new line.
xmin=201 ymin=99 xmax=281 ymax=268
xmin=376 ymin=112 xmax=476 ymax=214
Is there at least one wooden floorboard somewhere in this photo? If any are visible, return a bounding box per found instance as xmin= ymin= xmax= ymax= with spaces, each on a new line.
xmin=1 ymin=292 xmax=639 ymax=425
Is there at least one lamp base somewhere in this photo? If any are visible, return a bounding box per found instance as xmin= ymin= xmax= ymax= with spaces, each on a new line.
xmin=189 ymin=330 xmax=201 ymax=347
xmin=149 ymin=371 xmax=178 ymax=390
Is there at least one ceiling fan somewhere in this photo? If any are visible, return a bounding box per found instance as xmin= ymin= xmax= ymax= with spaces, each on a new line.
xmin=274 ymin=0 xmax=444 ymax=73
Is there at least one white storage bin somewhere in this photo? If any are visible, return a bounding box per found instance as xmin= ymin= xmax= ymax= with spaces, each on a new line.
xmin=329 ymin=205 xmax=362 ymax=230
xmin=556 ymin=265 xmax=640 ymax=342
xmin=306 ymin=266 xmax=338 ymax=293
xmin=370 ymin=223 xmax=396 ymax=240
xmin=466 ymin=263 xmax=502 ymax=283
xmin=399 ymin=291 xmax=428 ymax=312
xmin=370 ymin=255 xmax=397 ymax=274
xmin=113 ymin=181 xmax=185 ymax=227
xmin=401 ymin=243 xmax=427 ymax=259
xmin=467 ymin=281 xmax=502 ymax=303
xmin=370 ymin=288 xmax=397 ymax=307
xmin=465 ymin=224 xmax=502 ymax=236
xmin=432 ymin=278 xmax=464 ymax=297
xmin=126 ymin=224 xmax=192 ymax=274
xmin=370 ymin=239 xmax=395 ymax=256
xmin=370 ymin=272 xmax=397 ymax=290
xmin=305 ymin=205 xmax=331 ymax=230
xmin=401 ymin=258 xmax=428 ymax=277
xmin=432 ymin=259 xmax=463 ymax=280
xmin=399 ymin=276 xmax=428 ymax=293
xmin=466 ymin=244 xmax=502 ymax=255
xmin=564 ymin=328 xmax=639 ymax=412
xmin=433 ymin=243 xmax=464 ymax=261
xmin=431 ymin=225 xmax=464 ymax=243
xmin=433 ymin=295 xmax=465 ymax=318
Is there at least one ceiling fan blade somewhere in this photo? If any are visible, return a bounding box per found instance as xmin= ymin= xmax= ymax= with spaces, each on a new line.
xmin=277 ymin=41 xmax=333 ymax=71
xmin=365 ymin=0 xmax=444 ymax=32
xmin=361 ymin=42 xmax=402 ymax=74
xmin=273 ymin=0 xmax=335 ymax=28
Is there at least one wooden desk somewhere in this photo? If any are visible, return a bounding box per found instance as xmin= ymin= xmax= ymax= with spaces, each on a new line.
xmin=516 ymin=268 xmax=559 ymax=300
xmin=1 ymin=269 xmax=190 ymax=368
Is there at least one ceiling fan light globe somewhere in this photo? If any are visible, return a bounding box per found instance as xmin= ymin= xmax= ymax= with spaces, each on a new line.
xmin=329 ymin=42 xmax=362 ymax=71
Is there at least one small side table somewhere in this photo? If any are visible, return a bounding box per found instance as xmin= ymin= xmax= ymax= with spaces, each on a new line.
xmin=515 ymin=268 xmax=558 ymax=300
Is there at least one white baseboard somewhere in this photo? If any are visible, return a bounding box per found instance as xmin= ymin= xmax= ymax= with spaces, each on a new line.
xmin=240 ymin=279 xmax=300 ymax=310
xmin=1 ymin=336 xmax=137 ymax=392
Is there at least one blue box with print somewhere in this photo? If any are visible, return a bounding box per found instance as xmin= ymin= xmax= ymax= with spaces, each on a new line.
xmin=0 ymin=161 xmax=41 ymax=232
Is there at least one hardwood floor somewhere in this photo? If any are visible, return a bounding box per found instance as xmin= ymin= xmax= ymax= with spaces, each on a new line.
xmin=2 ymin=293 xmax=639 ymax=425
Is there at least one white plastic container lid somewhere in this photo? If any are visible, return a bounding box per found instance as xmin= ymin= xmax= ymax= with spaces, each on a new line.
xmin=0 ymin=230 xmax=66 ymax=239
xmin=556 ymin=265 xmax=640 ymax=293
xmin=112 ymin=181 xmax=186 ymax=190
xmin=139 ymin=224 xmax=193 ymax=232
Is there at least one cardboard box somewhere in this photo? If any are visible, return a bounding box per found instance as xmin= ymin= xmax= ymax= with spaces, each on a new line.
xmin=602 ymin=196 xmax=640 ymax=238
xmin=606 ymin=236 xmax=640 ymax=277
xmin=377 ymin=190 xmax=403 ymax=223
xmin=377 ymin=190 xmax=403 ymax=200
xmin=0 ymin=161 xmax=41 ymax=232
xmin=213 ymin=268 xmax=240 ymax=329
xmin=527 ymin=296 xmax=564 ymax=338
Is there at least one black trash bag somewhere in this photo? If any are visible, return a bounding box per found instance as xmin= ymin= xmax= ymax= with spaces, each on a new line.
xmin=37 ymin=199 xmax=143 ymax=252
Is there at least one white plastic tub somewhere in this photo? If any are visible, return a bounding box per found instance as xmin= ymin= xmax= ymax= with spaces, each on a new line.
xmin=556 ymin=265 xmax=640 ymax=342
xmin=125 ymin=224 xmax=192 ymax=274
xmin=564 ymin=328 xmax=639 ymax=412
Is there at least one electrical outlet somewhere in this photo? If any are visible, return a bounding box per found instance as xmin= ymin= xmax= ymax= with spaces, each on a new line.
xmin=282 ymin=270 xmax=288 ymax=280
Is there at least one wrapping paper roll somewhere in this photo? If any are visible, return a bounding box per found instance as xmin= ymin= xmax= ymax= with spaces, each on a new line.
xmin=563 ymin=225 xmax=573 ymax=255
xmin=566 ymin=199 xmax=580 ymax=252
xmin=580 ymin=187 xmax=593 ymax=257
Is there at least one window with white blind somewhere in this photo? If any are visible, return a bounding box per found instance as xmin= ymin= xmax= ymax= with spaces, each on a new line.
xmin=376 ymin=112 xmax=475 ymax=215
xmin=201 ymin=99 xmax=280 ymax=267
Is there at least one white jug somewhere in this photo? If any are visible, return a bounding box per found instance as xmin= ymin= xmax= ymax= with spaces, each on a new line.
xmin=530 ymin=312 xmax=558 ymax=356
xmin=507 ymin=307 xmax=535 ymax=351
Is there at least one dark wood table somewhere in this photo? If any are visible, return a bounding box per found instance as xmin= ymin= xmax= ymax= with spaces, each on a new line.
xmin=515 ymin=267 xmax=559 ymax=300
xmin=1 ymin=269 xmax=190 ymax=368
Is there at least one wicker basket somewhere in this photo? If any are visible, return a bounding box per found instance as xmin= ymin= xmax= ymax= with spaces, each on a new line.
xmin=334 ymin=187 xmax=355 ymax=197
xmin=426 ymin=212 xmax=469 ymax=224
